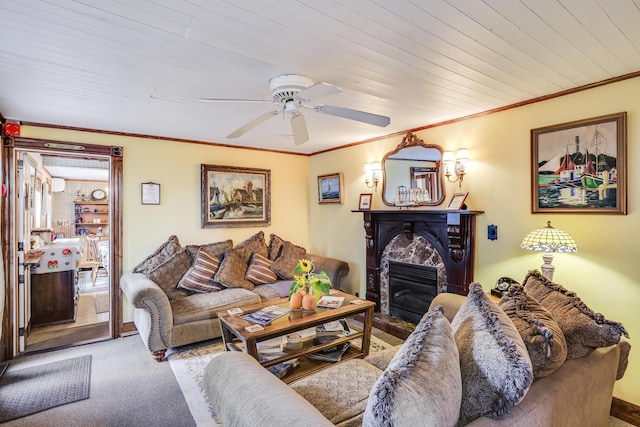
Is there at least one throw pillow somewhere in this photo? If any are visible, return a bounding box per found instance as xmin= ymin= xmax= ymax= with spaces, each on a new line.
xmin=267 ymin=233 xmax=287 ymax=261
xmin=177 ymin=249 xmax=224 ymax=293
xmin=522 ymin=270 xmax=629 ymax=359
xmin=499 ymin=284 xmax=568 ymax=379
xmin=270 ymin=241 xmax=306 ymax=280
xmin=234 ymin=231 xmax=268 ymax=263
xmin=213 ymin=248 xmax=255 ymax=290
xmin=185 ymin=239 xmax=233 ymax=260
xmin=146 ymin=247 xmax=192 ymax=301
xmin=133 ymin=235 xmax=181 ymax=275
xmin=451 ymin=283 xmax=533 ymax=426
xmin=363 ymin=306 xmax=462 ymax=427
xmin=245 ymin=252 xmax=278 ymax=285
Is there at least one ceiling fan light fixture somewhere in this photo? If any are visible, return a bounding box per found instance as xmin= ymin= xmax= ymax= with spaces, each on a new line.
xmin=211 ymin=73 xmax=391 ymax=144
xmin=284 ymin=99 xmax=299 ymax=115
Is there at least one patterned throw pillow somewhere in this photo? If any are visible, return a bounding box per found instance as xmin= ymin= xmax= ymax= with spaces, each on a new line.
xmin=270 ymin=241 xmax=306 ymax=280
xmin=499 ymin=284 xmax=567 ymax=379
xmin=133 ymin=235 xmax=181 ymax=275
xmin=234 ymin=231 xmax=268 ymax=263
xmin=363 ymin=306 xmax=462 ymax=427
xmin=177 ymin=249 xmax=224 ymax=293
xmin=245 ymin=252 xmax=278 ymax=285
xmin=267 ymin=233 xmax=287 ymax=261
xmin=186 ymin=239 xmax=233 ymax=260
xmin=146 ymin=248 xmax=192 ymax=301
xmin=213 ymin=248 xmax=255 ymax=290
xmin=523 ymin=270 xmax=629 ymax=359
xmin=451 ymin=283 xmax=533 ymax=426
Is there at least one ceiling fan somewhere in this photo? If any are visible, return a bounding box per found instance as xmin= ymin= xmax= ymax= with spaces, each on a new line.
xmin=201 ymin=74 xmax=391 ymax=145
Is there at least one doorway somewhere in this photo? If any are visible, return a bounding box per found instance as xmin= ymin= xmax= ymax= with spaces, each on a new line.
xmin=24 ymin=152 xmax=111 ymax=353
xmin=1 ymin=137 xmax=123 ymax=360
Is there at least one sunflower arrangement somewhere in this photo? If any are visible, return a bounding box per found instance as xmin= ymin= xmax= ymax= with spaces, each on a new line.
xmin=288 ymin=258 xmax=331 ymax=301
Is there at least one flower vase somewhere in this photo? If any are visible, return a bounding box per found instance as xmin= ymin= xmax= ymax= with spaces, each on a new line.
xmin=301 ymin=293 xmax=317 ymax=311
xmin=289 ymin=291 xmax=303 ymax=310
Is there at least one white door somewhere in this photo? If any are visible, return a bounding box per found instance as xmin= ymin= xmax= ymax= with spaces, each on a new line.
xmin=16 ymin=152 xmax=37 ymax=352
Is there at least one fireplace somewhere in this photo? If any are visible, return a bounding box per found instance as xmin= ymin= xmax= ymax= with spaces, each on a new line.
xmin=354 ymin=209 xmax=482 ymax=337
xmin=388 ymin=261 xmax=438 ymax=324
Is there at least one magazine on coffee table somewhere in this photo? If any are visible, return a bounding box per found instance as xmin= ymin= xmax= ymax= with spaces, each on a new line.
xmin=307 ymin=338 xmax=351 ymax=363
xmin=244 ymin=305 xmax=291 ymax=325
xmin=317 ymin=295 xmax=344 ymax=309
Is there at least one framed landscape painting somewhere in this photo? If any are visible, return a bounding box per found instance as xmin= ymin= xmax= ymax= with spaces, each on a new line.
xmin=201 ymin=164 xmax=271 ymax=228
xmin=530 ymin=112 xmax=627 ymax=215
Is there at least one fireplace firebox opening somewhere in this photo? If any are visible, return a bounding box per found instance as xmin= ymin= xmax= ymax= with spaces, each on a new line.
xmin=388 ymin=260 xmax=438 ymax=324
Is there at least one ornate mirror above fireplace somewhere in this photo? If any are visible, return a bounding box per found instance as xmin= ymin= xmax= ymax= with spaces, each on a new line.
xmin=382 ymin=132 xmax=445 ymax=207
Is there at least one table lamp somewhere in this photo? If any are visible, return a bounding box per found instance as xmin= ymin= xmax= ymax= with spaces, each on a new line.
xmin=520 ymin=221 xmax=578 ymax=280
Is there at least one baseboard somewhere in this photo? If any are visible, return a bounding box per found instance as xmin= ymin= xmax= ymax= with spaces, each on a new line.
xmin=120 ymin=321 xmax=137 ymax=336
xmin=611 ymin=397 xmax=640 ymax=426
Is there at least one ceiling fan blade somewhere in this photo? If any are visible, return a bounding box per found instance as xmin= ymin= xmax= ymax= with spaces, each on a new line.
xmin=315 ymin=104 xmax=390 ymax=127
xmin=291 ymin=113 xmax=309 ymax=145
xmin=200 ymin=98 xmax=275 ymax=104
xmin=226 ymin=110 xmax=279 ymax=138
xmin=296 ymin=82 xmax=342 ymax=102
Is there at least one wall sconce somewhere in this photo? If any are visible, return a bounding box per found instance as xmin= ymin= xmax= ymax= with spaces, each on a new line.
xmin=364 ymin=161 xmax=382 ymax=192
xmin=442 ymin=148 xmax=469 ymax=187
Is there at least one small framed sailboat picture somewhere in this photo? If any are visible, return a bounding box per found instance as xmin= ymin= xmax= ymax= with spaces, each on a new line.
xmin=201 ymin=164 xmax=271 ymax=228
xmin=530 ymin=112 xmax=627 ymax=215
xmin=318 ymin=172 xmax=344 ymax=204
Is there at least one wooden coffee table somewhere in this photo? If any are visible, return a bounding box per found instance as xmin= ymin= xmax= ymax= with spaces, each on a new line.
xmin=217 ymin=290 xmax=376 ymax=383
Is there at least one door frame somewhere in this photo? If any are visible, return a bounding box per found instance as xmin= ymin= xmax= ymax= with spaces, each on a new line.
xmin=1 ymin=136 xmax=123 ymax=360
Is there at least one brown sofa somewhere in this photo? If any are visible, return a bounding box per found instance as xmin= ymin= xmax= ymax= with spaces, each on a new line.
xmin=204 ymin=291 xmax=629 ymax=426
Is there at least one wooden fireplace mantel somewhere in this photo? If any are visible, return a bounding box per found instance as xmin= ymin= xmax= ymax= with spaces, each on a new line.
xmin=353 ymin=209 xmax=483 ymax=309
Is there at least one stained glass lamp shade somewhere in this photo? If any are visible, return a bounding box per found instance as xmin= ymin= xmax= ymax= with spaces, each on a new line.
xmin=520 ymin=221 xmax=578 ymax=280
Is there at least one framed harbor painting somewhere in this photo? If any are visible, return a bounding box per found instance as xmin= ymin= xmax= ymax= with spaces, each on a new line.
xmin=318 ymin=172 xmax=344 ymax=204
xmin=201 ymin=164 xmax=271 ymax=228
xmin=531 ymin=112 xmax=627 ymax=215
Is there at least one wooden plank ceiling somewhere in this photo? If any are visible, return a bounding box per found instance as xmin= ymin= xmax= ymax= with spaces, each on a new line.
xmin=1 ymin=0 xmax=640 ymax=154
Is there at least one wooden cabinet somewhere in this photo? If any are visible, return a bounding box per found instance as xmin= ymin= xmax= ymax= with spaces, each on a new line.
xmin=31 ymin=270 xmax=77 ymax=327
xmin=74 ymin=201 xmax=108 ymax=236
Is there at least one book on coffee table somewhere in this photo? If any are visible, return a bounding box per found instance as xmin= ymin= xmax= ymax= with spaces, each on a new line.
xmin=267 ymin=358 xmax=300 ymax=379
xmin=244 ymin=305 xmax=291 ymax=325
xmin=307 ymin=340 xmax=351 ymax=363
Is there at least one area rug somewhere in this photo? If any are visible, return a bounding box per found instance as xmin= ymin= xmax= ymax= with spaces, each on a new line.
xmin=0 ymin=355 xmax=91 ymax=423
xmin=93 ymin=292 xmax=109 ymax=314
xmin=168 ymin=335 xmax=394 ymax=426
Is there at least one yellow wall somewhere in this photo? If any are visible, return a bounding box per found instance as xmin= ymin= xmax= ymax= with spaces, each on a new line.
xmin=17 ymin=75 xmax=639 ymax=406
xmin=19 ymin=126 xmax=311 ymax=322
xmin=310 ymin=76 xmax=640 ymax=406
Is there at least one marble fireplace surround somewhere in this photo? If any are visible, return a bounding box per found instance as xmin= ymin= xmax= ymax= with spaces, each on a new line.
xmin=355 ymin=209 xmax=482 ymax=337
xmin=379 ymin=234 xmax=447 ymax=315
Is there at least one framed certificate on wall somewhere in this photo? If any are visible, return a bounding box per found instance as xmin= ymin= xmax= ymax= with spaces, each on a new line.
xmin=141 ymin=182 xmax=160 ymax=205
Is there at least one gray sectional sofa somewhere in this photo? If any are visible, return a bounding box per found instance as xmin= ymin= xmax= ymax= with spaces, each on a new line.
xmin=204 ymin=279 xmax=630 ymax=426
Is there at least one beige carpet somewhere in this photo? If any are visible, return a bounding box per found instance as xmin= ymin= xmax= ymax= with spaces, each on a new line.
xmin=167 ymin=334 xmax=394 ymax=426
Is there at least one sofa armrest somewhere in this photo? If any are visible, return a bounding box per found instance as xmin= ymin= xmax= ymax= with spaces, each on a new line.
xmin=428 ymin=292 xmax=467 ymax=322
xmin=616 ymin=336 xmax=631 ymax=380
xmin=120 ymin=271 xmax=173 ymax=352
xmin=307 ymin=253 xmax=349 ymax=290
xmin=204 ymin=352 xmax=333 ymax=427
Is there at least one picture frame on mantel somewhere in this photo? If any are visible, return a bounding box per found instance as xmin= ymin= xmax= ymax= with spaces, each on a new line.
xmin=358 ymin=193 xmax=372 ymax=210
xmin=318 ymin=172 xmax=344 ymax=204
xmin=531 ymin=112 xmax=627 ymax=214
xmin=445 ymin=192 xmax=468 ymax=210
xmin=201 ymin=164 xmax=271 ymax=228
